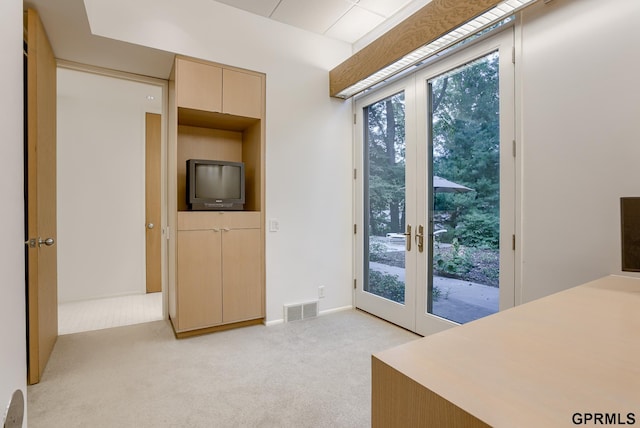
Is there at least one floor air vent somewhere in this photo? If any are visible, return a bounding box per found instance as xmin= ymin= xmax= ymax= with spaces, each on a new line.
xmin=284 ymin=301 xmax=318 ymax=322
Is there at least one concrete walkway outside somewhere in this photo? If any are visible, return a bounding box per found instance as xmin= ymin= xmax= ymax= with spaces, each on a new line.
xmin=369 ymin=262 xmax=498 ymax=324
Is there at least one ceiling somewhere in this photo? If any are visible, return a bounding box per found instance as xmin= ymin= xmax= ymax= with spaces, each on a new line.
xmin=25 ymin=0 xmax=177 ymax=79
xmin=215 ymin=0 xmax=424 ymax=44
xmin=24 ymin=0 xmax=430 ymax=80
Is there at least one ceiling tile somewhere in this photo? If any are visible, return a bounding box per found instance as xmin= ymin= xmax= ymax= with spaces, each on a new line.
xmin=357 ymin=0 xmax=414 ymax=17
xmin=213 ymin=0 xmax=281 ymax=17
xmin=270 ymin=0 xmax=353 ymax=34
xmin=325 ymin=6 xmax=385 ymax=44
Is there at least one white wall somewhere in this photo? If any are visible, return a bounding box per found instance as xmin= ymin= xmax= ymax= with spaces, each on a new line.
xmin=82 ymin=0 xmax=354 ymax=322
xmin=78 ymin=0 xmax=640 ymax=322
xmin=0 ymin=0 xmax=27 ymax=424
xmin=518 ymin=0 xmax=640 ymax=302
xmin=57 ymin=68 xmax=162 ymax=302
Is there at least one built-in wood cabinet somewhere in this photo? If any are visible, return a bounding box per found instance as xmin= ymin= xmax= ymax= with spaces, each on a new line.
xmin=168 ymin=55 xmax=266 ymax=337
xmin=174 ymin=58 xmax=262 ymax=119
xmin=222 ymin=69 xmax=262 ymax=119
xmin=175 ymin=58 xmax=222 ymax=113
xmin=176 ymin=228 xmax=223 ymax=331
xmin=176 ymin=212 xmax=262 ymax=332
xmin=220 ymin=228 xmax=262 ymax=323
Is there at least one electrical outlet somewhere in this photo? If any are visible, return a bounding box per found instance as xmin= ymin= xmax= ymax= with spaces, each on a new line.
xmin=318 ymin=285 xmax=325 ymax=298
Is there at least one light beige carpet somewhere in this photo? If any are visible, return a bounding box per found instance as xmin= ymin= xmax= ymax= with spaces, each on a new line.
xmin=27 ymin=309 xmax=418 ymax=428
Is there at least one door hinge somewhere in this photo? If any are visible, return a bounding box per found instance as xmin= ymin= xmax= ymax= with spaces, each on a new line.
xmin=353 ymin=168 xmax=357 ymax=180
xmin=353 ymin=113 xmax=357 ymax=125
xmin=512 ymin=140 xmax=516 ymax=157
xmin=353 ymin=279 xmax=357 ymax=290
xmin=512 ymin=46 xmax=516 ymax=64
xmin=353 ymin=224 xmax=357 ymax=234
xmin=512 ymin=234 xmax=516 ymax=250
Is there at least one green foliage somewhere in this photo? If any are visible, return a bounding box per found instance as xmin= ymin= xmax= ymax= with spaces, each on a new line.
xmin=367 ymin=270 xmax=405 ymax=303
xmin=431 ymin=285 xmax=443 ymax=301
xmin=433 ymin=238 xmax=473 ymax=277
xmin=367 ymin=270 xmax=445 ymax=303
xmin=366 ymin=53 xmax=501 ymax=254
xmin=366 ymin=93 xmax=406 ymax=236
xmin=368 ymin=240 xmax=387 ymax=262
xmin=456 ymin=210 xmax=499 ymax=249
xmin=431 ymin=53 xmax=500 ymax=248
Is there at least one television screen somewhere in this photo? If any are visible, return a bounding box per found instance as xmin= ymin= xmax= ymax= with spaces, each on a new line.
xmin=195 ymin=164 xmax=242 ymax=200
xmin=187 ymin=159 xmax=245 ymax=210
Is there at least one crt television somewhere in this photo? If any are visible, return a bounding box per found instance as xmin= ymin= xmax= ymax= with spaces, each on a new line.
xmin=186 ymin=159 xmax=245 ymax=211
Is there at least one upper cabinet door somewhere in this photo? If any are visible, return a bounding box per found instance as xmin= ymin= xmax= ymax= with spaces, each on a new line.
xmin=176 ymin=59 xmax=223 ymax=112
xmin=222 ymin=69 xmax=262 ymax=119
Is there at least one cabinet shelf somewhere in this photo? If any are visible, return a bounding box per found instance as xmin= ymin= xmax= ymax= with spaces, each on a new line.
xmin=178 ymin=107 xmax=259 ymax=131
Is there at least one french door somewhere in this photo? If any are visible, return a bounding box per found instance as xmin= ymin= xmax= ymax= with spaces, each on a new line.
xmin=356 ymin=79 xmax=418 ymax=330
xmin=355 ymin=28 xmax=515 ymax=335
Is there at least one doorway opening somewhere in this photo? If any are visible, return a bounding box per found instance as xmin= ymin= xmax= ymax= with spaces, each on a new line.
xmin=56 ymin=67 xmax=167 ymax=334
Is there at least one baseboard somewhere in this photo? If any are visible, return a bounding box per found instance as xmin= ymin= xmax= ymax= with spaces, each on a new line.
xmin=319 ymin=305 xmax=354 ymax=316
xmin=172 ymin=318 xmax=264 ymax=339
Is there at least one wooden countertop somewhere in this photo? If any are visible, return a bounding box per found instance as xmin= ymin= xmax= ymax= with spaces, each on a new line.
xmin=373 ymin=275 xmax=640 ymax=427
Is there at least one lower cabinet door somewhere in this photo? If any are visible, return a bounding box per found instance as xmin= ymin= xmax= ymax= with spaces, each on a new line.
xmin=177 ymin=229 xmax=222 ymax=330
xmin=222 ymin=228 xmax=263 ymax=323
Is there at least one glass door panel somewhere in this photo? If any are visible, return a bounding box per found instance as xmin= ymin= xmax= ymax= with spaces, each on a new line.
xmin=364 ymin=92 xmax=407 ymax=304
xmin=415 ymin=27 xmax=515 ymax=337
xmin=427 ymin=53 xmax=501 ymax=324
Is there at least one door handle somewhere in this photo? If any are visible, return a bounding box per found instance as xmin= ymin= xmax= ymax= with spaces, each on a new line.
xmin=147 ymin=223 xmax=154 ymax=229
xmin=25 ymin=237 xmax=55 ymax=248
xmin=415 ymin=225 xmax=424 ymax=253
xmin=38 ymin=237 xmax=55 ymax=247
xmin=404 ymin=224 xmax=412 ymax=252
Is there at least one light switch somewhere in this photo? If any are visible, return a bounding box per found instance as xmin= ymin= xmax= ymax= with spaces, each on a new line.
xmin=269 ymin=219 xmax=280 ymax=232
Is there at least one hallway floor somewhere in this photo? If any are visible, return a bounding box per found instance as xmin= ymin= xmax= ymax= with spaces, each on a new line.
xmin=58 ymin=292 xmax=163 ymax=335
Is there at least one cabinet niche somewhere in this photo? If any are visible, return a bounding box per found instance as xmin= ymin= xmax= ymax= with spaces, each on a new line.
xmin=176 ymin=114 xmax=262 ymax=212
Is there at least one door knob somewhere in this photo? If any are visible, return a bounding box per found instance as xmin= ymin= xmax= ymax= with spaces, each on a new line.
xmin=38 ymin=237 xmax=55 ymax=247
xmin=147 ymin=223 xmax=154 ymax=229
